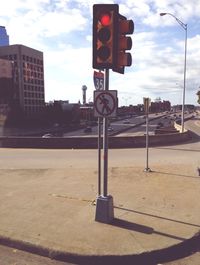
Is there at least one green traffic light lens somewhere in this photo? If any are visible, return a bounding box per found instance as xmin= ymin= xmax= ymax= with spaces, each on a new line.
xmin=98 ymin=46 xmax=110 ymax=61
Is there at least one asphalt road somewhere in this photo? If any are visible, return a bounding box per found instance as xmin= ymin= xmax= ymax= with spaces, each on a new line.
xmin=63 ymin=113 xmax=163 ymax=137
xmin=0 ymin=138 xmax=199 ymax=170
xmin=117 ymin=111 xmax=196 ymax=136
xmin=62 ymin=111 xmax=196 ymax=138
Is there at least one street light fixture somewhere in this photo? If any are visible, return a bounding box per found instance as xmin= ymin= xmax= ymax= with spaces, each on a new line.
xmin=160 ymin=12 xmax=187 ymax=133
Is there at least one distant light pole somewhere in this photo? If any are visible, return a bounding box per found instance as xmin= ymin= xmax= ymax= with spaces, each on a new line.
xmin=160 ymin=12 xmax=187 ymax=133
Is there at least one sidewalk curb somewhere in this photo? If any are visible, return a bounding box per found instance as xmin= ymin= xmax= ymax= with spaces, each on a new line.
xmin=0 ymin=231 xmax=200 ymax=265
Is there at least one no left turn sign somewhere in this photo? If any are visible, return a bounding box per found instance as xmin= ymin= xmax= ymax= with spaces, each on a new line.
xmin=94 ymin=90 xmax=118 ymax=117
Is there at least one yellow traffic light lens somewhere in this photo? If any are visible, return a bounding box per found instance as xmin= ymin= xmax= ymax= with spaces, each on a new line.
xmin=100 ymin=13 xmax=111 ymax=26
xmin=98 ymin=46 xmax=110 ymax=61
xmin=98 ymin=27 xmax=111 ymax=42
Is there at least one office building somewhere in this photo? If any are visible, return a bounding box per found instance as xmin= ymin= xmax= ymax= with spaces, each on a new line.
xmin=0 ymin=44 xmax=45 ymax=116
xmin=0 ymin=26 xmax=9 ymax=46
xmin=0 ymin=58 xmax=13 ymax=126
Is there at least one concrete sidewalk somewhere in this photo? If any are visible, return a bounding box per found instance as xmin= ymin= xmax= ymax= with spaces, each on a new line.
xmin=0 ymin=163 xmax=200 ymax=264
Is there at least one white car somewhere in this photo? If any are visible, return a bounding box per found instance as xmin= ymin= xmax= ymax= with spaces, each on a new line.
xmin=42 ymin=133 xmax=53 ymax=138
xmin=123 ymin=119 xmax=130 ymax=124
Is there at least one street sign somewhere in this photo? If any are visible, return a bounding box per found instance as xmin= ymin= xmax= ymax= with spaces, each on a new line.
xmin=143 ymin=97 xmax=151 ymax=114
xmin=94 ymin=90 xmax=117 ymax=117
xmin=93 ymin=71 xmax=104 ymax=90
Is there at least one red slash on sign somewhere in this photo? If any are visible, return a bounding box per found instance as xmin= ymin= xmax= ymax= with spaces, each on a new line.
xmin=94 ymin=90 xmax=118 ymax=117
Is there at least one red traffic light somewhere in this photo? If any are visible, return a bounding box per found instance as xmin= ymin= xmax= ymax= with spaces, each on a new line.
xmin=100 ymin=13 xmax=111 ymax=26
xmin=93 ymin=4 xmax=119 ymax=69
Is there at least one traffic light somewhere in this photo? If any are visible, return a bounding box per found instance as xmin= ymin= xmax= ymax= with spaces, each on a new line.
xmin=113 ymin=15 xmax=134 ymax=74
xmin=93 ymin=4 xmax=118 ymax=70
xmin=92 ymin=4 xmax=134 ymax=74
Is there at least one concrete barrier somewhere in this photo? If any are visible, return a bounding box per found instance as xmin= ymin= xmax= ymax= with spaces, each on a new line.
xmin=154 ymin=128 xmax=179 ymax=134
xmin=0 ymin=130 xmax=192 ymax=149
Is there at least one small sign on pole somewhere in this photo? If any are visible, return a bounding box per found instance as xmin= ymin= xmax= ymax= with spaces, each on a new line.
xmin=143 ymin=97 xmax=151 ymax=114
xmin=93 ymin=71 xmax=104 ymax=90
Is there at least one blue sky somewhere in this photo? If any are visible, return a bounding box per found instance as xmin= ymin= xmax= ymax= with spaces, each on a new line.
xmin=0 ymin=0 xmax=200 ymax=106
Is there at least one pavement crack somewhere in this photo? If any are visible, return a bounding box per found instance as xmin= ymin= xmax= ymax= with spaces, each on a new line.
xmin=48 ymin=193 xmax=95 ymax=204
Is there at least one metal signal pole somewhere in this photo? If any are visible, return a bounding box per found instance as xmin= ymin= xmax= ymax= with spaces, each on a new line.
xmin=143 ymin=97 xmax=152 ymax=172
xmin=95 ymin=69 xmax=114 ymax=223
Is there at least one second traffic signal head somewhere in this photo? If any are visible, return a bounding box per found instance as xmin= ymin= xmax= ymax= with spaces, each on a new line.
xmin=93 ymin=4 xmax=118 ymax=70
xmin=113 ymin=15 xmax=134 ymax=74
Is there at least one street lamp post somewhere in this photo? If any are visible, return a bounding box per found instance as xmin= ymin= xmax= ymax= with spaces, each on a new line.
xmin=160 ymin=12 xmax=187 ymax=133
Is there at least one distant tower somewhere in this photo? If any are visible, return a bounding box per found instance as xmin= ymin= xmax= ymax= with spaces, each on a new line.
xmin=0 ymin=26 xmax=9 ymax=46
xmin=82 ymin=85 xmax=87 ymax=105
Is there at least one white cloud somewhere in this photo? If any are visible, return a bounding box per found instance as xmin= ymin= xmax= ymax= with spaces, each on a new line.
xmin=38 ymin=9 xmax=87 ymax=37
xmin=7 ymin=7 xmax=87 ymax=46
xmin=43 ymin=45 xmax=93 ymax=102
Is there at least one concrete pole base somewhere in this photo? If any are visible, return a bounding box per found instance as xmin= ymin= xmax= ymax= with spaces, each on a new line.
xmin=95 ymin=195 xmax=114 ymax=224
xmin=144 ymin=167 xmax=152 ymax=172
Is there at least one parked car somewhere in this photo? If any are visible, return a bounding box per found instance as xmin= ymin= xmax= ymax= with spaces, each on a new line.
xmin=108 ymin=126 xmax=114 ymax=132
xmin=156 ymin=122 xmax=164 ymax=129
xmin=123 ymin=119 xmax=130 ymax=124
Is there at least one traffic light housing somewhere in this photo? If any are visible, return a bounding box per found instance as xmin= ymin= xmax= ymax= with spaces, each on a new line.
xmin=113 ymin=15 xmax=134 ymax=74
xmin=93 ymin=4 xmax=118 ymax=70
xmin=92 ymin=4 xmax=134 ymax=74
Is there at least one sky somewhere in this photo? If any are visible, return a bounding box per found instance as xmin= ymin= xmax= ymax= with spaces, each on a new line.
xmin=0 ymin=0 xmax=200 ymax=106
